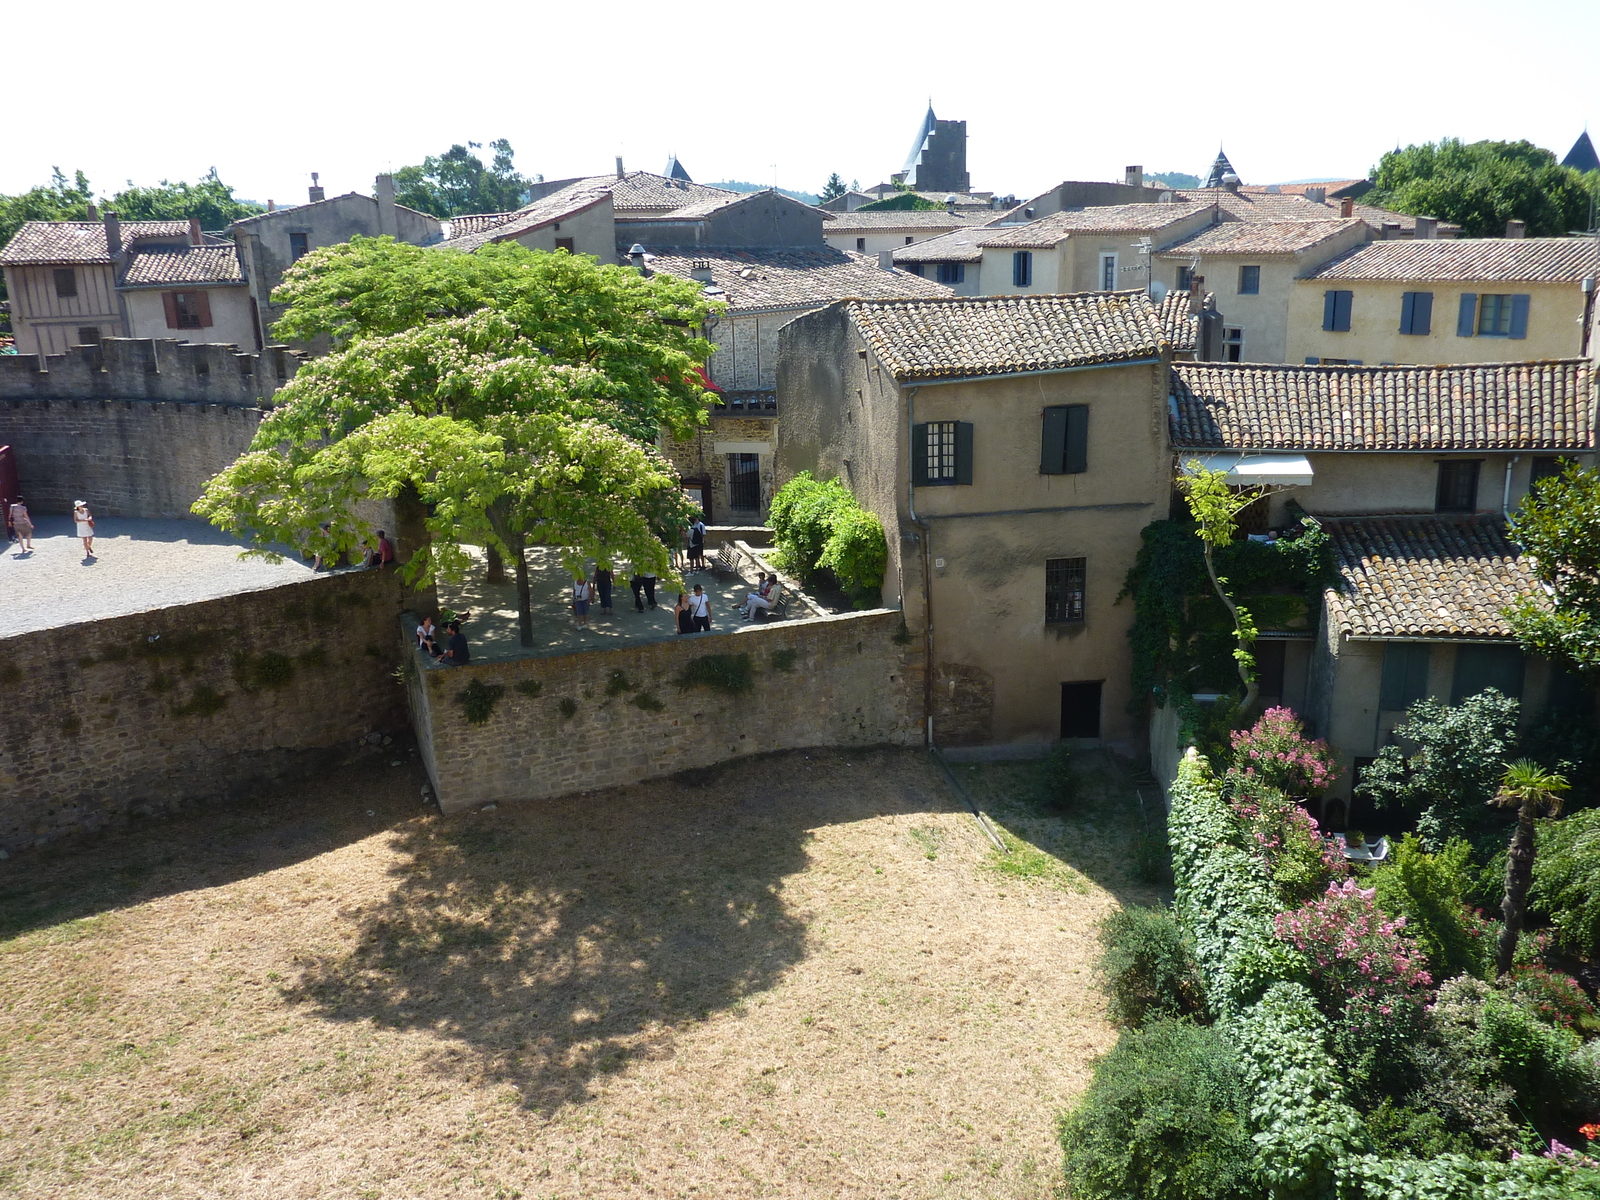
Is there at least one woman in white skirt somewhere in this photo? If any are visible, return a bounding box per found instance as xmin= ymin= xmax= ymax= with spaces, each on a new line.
xmin=74 ymin=500 xmax=97 ymax=557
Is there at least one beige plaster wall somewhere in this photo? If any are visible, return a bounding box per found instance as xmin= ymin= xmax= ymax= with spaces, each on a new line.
xmin=824 ymin=227 xmax=963 ymax=256
xmin=1287 ymin=278 xmax=1586 ymax=364
xmin=503 ymin=196 xmax=615 ymax=260
xmin=5 ymin=263 xmax=124 ymax=354
xmin=976 ymin=244 xmax=1061 ymax=295
xmin=123 ymin=286 xmax=258 ymax=349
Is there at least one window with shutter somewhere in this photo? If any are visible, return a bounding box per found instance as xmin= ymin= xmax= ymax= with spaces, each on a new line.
xmin=924 ymin=422 xmax=958 ymax=483
xmin=937 ymin=263 xmax=964 ymax=285
xmin=1322 ymin=290 xmax=1352 ymax=331
xmin=1176 ymin=265 xmax=1194 ymax=292
xmin=1380 ymin=642 xmax=1432 ymax=711
xmin=1064 ymin=405 xmax=1087 ymax=474
xmin=954 ymin=421 xmax=973 ymax=485
xmin=1508 ymin=294 xmax=1529 ymax=339
xmin=54 ymin=268 xmax=78 ymax=298
xmin=1531 ymin=456 xmax=1572 ymax=486
xmin=192 ymin=290 xmax=212 ymax=328
xmin=162 ymin=292 xmax=181 ymax=329
xmin=1238 ymin=265 xmax=1260 ymax=295
xmin=171 ymin=292 xmax=205 ymax=329
xmin=1435 ymin=460 xmax=1481 ymax=512
xmin=1451 ymin=644 xmax=1524 ymax=703
xmin=1040 ymin=405 xmax=1087 ymax=474
xmin=1478 ymin=294 xmax=1514 ymax=336
xmin=912 ymin=422 xmax=929 ymax=486
xmin=1456 ymin=293 xmax=1478 ymax=337
xmin=1397 ymin=290 xmax=1433 ymax=335
xmin=1013 ymin=251 xmax=1032 ymax=288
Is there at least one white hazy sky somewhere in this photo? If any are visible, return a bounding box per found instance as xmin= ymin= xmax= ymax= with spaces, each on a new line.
xmin=6 ymin=0 xmax=1596 ymax=206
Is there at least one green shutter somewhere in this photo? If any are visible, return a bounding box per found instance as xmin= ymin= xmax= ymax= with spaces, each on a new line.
xmin=1380 ymin=642 xmax=1432 ymax=711
xmin=1457 ymin=293 xmax=1477 ymax=337
xmin=1323 ymin=290 xmax=1338 ymax=331
xmin=1451 ymin=644 xmax=1525 ymax=703
xmin=1509 ymin=294 xmax=1529 ymax=339
xmin=954 ymin=421 xmax=974 ymax=485
xmin=1399 ymin=292 xmax=1415 ymax=335
xmin=1040 ymin=406 xmax=1068 ymax=474
xmin=1064 ymin=405 xmax=1089 ymax=474
xmin=912 ymin=423 xmax=930 ymax=486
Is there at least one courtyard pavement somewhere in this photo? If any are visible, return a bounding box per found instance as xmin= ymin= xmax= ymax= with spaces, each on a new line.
xmin=1 ymin=515 xmax=317 ymax=637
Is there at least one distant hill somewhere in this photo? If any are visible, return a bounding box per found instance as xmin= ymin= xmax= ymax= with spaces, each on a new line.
xmin=1148 ymin=171 xmax=1200 ymax=189
xmin=707 ymin=180 xmax=821 ymax=206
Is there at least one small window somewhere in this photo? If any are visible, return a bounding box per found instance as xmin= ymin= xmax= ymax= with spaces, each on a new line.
xmin=913 ymin=420 xmax=972 ymax=485
xmin=936 ymin=262 xmax=965 ymax=285
xmin=1322 ymin=289 xmax=1353 ymax=332
xmin=1320 ymin=357 xmax=1349 ymax=365
xmin=926 ymin=422 xmax=958 ymax=482
xmin=54 ymin=268 xmax=78 ymax=298
xmin=1100 ymin=254 xmax=1117 ymax=290
xmin=1040 ymin=404 xmax=1088 ymax=475
xmin=1046 ymin=558 xmax=1086 ymax=624
xmin=1531 ymin=456 xmax=1572 ymax=487
xmin=1399 ymin=291 xmax=1433 ymax=335
xmin=554 ymin=237 xmax=575 ymax=253
xmin=1012 ymin=250 xmax=1032 ymax=288
xmin=1176 ymin=265 xmax=1194 ymax=292
xmin=289 ymin=232 xmax=310 ymax=260
xmin=169 ymin=291 xmax=207 ymax=329
xmin=1238 ymin=265 xmax=1260 ymax=294
xmin=856 ymin=237 xmax=866 ymax=252
xmin=1435 ymin=460 xmax=1481 ymax=512
xmin=1478 ymin=293 xmax=1513 ymax=336
xmin=907 ymin=263 xmax=924 ymax=277
xmin=1451 ymin=644 xmax=1525 ymax=703
xmin=1380 ymin=642 xmax=1432 ymax=711
xmin=905 ymin=236 xmax=915 ymax=245
xmin=1223 ymin=327 xmax=1244 ymax=362
xmin=76 ymin=326 xmax=100 ymax=346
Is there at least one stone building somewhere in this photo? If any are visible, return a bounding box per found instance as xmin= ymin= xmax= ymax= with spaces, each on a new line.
xmin=897 ymin=103 xmax=970 ymax=194
xmin=441 ymin=188 xmax=615 ymax=258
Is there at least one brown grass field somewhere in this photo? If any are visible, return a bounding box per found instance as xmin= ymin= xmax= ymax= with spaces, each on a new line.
xmin=0 ymin=745 xmax=1166 ymax=1198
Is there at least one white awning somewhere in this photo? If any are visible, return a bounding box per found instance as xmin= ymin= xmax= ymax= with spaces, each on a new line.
xmin=1185 ymin=453 xmax=1314 ymax=487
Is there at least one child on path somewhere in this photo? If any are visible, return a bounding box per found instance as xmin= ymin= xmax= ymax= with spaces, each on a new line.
xmin=74 ymin=501 xmax=96 ymax=558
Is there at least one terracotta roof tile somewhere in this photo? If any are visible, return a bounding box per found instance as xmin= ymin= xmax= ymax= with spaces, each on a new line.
xmin=821 ymin=210 xmax=988 ymax=232
xmin=448 ymin=212 xmax=516 ymax=237
xmin=1322 ymin=515 xmax=1543 ymax=640
xmin=642 ymin=247 xmax=952 ymax=313
xmin=119 ymin=244 xmax=245 ymax=287
xmin=848 ymin=290 xmax=1167 ymax=381
xmin=1156 ymin=218 xmax=1365 ymax=256
xmin=1308 ymin=237 xmax=1599 ymax=283
xmin=1155 ymin=291 xmax=1202 ymax=353
xmin=1169 ymin=360 xmax=1595 ymax=451
xmin=1 ymin=220 xmax=191 ymax=265
xmin=982 ymin=203 xmax=1210 ymax=248
xmin=443 ymin=188 xmax=612 ymax=253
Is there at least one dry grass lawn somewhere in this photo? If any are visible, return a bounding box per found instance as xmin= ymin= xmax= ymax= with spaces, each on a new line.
xmin=0 ymin=746 xmax=1165 ymax=1198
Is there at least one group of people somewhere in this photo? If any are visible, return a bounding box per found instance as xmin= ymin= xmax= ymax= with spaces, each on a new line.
xmin=4 ymin=497 xmax=98 ymax=558
xmin=415 ymin=615 xmax=471 ymax=665
xmin=311 ymin=527 xmax=395 ymax=573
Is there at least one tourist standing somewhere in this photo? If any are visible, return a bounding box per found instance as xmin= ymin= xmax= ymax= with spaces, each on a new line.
xmin=9 ymin=496 xmax=33 ymax=553
xmin=594 ymin=564 xmax=614 ymax=615
xmin=674 ymin=592 xmax=693 ymax=635
xmin=688 ymin=584 xmax=711 ymax=632
xmin=74 ymin=501 xmax=97 ymax=558
xmin=572 ymin=575 xmax=592 ymax=628
xmin=689 ymin=517 xmax=707 ymax=570
xmin=640 ymin=568 xmax=658 ymax=609
xmin=629 ymin=568 xmax=646 ymax=612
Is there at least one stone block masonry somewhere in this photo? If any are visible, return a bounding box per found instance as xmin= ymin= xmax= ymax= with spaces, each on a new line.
xmin=406 ymin=609 xmax=921 ymax=812
xmin=0 ymin=568 xmax=408 ymax=853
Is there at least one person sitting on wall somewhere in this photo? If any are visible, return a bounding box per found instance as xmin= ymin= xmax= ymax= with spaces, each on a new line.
xmin=440 ymin=620 xmax=470 ymax=666
xmin=374 ymin=530 xmax=396 ymax=569
xmin=416 ymin=615 xmax=443 ymax=657
xmin=741 ymin=573 xmax=778 ymax=621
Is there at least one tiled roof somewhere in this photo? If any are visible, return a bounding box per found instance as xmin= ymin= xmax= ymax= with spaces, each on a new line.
xmin=230 ymin=191 xmax=440 ymax=228
xmin=821 ymin=210 xmax=987 ymax=231
xmin=847 ymin=290 xmax=1167 ymax=381
xmin=1307 ymin=237 xmax=1600 ymax=283
xmin=1242 ymin=180 xmax=1368 ymax=198
xmin=119 ymin=244 xmax=245 ymax=287
xmin=891 ymin=226 xmax=1004 ymax=263
xmin=1 ymin=220 xmax=191 ymax=265
xmin=1155 ymin=291 xmax=1202 ymax=353
xmin=636 ymin=191 xmax=754 ymax=220
xmin=443 ymin=188 xmax=612 ymax=253
xmin=1156 ymin=219 xmax=1365 ymax=256
xmin=641 ymin=247 xmax=952 ymax=313
xmin=535 ymin=172 xmax=734 ymax=215
xmin=1178 ymin=189 xmax=1342 ymax=222
xmin=1169 ymin=360 xmax=1595 ymax=451
xmin=1321 ymin=515 xmax=1543 ymax=640
xmin=448 ymin=212 xmax=516 ymax=237
xmin=982 ymin=203 xmax=1210 ymax=248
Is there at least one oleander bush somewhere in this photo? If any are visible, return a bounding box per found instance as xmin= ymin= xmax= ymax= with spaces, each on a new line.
xmin=1228 ymin=774 xmax=1346 ymax=906
xmin=1095 ymin=905 xmax=1207 ymax=1028
xmin=1274 ymin=880 xmax=1434 ymax=1019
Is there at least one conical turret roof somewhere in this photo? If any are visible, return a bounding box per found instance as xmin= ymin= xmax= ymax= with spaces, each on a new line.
xmin=1202 ymin=148 xmax=1238 ymax=189
xmin=664 ymin=154 xmax=693 ymax=182
xmin=1562 ymin=131 xmax=1599 ymax=174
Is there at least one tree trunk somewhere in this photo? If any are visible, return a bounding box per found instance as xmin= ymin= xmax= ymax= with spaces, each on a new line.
xmin=486 ymin=544 xmax=505 ymax=584
xmin=510 ymin=532 xmax=533 ymax=647
xmin=1202 ymin=544 xmax=1258 ymax=711
xmin=1496 ymin=804 xmax=1538 ymax=976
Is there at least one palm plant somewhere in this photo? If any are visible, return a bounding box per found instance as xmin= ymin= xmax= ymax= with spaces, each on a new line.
xmin=1492 ymin=759 xmax=1570 ymax=975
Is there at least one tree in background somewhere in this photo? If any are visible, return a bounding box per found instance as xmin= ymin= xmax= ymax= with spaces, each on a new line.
xmin=819 ymin=173 xmax=848 ymax=203
xmin=1367 ymin=138 xmax=1597 ymax=237
xmin=858 ymin=191 xmax=941 ymax=212
xmin=110 ymin=167 xmax=263 ymax=230
xmin=1505 ymin=461 xmax=1600 ymax=680
xmin=1491 ymin=760 xmax=1569 ymax=976
xmin=393 ymin=140 xmax=535 ymax=218
xmin=1148 ymin=171 xmax=1200 ymax=190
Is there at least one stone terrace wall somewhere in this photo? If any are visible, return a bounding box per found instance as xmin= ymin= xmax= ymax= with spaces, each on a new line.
xmin=0 ymin=337 xmax=298 ymax=405
xmin=0 ymin=569 xmax=408 ymax=853
xmin=406 ymin=609 xmax=920 ymax=812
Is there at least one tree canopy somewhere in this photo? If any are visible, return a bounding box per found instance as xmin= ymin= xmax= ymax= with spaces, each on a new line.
xmin=392 ymin=140 xmax=535 ymax=217
xmin=858 ymin=191 xmax=943 ymax=212
xmin=819 ymin=173 xmax=848 ymax=203
xmin=1366 ymin=138 xmax=1597 ymax=237
xmin=1505 ymin=461 xmax=1600 ymax=678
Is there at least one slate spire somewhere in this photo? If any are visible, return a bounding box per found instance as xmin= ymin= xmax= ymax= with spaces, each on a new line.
xmin=1202 ymin=147 xmax=1238 ymax=189
xmin=664 ymin=154 xmax=693 ymax=183
xmin=1562 ymin=131 xmax=1599 ymax=174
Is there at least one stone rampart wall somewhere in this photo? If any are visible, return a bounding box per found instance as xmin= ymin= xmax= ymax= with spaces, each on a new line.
xmin=0 ymin=569 xmax=408 ymax=852
xmin=406 ymin=609 xmax=920 ymax=812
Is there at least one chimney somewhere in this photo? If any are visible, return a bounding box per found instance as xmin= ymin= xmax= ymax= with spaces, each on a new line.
xmin=616 ymin=156 xmax=625 ymax=180
xmin=103 ymin=209 xmax=121 ymax=259
xmin=1220 ymin=172 xmax=1241 ymax=194
xmin=1305 ymin=186 xmax=1327 ymax=205
xmin=1339 ymin=196 xmax=1354 ymax=218
xmin=1414 ymin=216 xmax=1438 ymax=239
xmin=1506 ymin=219 xmax=1527 ymax=239
xmin=689 ymin=259 xmax=713 ymax=282
xmin=1382 ymin=220 xmax=1402 ymax=240
xmin=374 ymin=172 xmax=397 ymax=238
xmin=308 ymin=172 xmax=325 ymax=203
xmin=1188 ymin=273 xmax=1205 ymax=315
xmin=877 ymin=250 xmax=896 ymax=271
xmin=189 ymin=217 xmax=203 ymax=246
xmin=267 ymin=199 xmax=276 ymax=212
xmin=628 ymin=243 xmax=650 ymax=276
xmin=1125 ymin=164 xmax=1144 ymax=190
xmin=86 ymin=202 xmax=99 ymax=220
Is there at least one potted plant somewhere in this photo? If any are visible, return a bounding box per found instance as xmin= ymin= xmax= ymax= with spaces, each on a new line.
xmin=1345 ymin=830 xmax=1366 ymax=852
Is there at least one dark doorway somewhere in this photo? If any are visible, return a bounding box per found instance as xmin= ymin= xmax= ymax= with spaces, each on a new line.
xmin=1060 ymin=681 xmax=1102 ymax=739
xmin=728 ymin=453 xmax=760 ymax=512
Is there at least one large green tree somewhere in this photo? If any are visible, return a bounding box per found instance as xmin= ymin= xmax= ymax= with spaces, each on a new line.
xmin=1367 ymin=138 xmax=1597 ymax=237
xmin=393 ymin=140 xmax=534 ymax=217
xmin=1505 ymin=462 xmax=1600 ymax=679
xmin=110 ymin=167 xmax=263 ymax=230
xmin=0 ymin=168 xmax=95 ymax=303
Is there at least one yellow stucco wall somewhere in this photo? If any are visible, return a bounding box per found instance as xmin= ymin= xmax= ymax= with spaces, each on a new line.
xmin=504 ymin=196 xmax=615 ymax=261
xmin=123 ymin=287 xmax=258 ymax=349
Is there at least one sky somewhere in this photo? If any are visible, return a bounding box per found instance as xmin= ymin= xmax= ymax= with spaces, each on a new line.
xmin=6 ymin=0 xmax=1596 ymax=207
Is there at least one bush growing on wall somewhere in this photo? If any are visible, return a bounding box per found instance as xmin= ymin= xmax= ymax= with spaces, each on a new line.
xmin=1095 ymin=906 xmax=1207 ymax=1028
xmin=769 ymin=472 xmax=887 ymax=607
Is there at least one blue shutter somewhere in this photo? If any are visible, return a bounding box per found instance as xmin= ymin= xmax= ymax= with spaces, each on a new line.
xmin=1380 ymin=642 xmax=1432 ymax=711
xmin=1040 ymin=406 xmax=1068 ymax=474
xmin=1334 ymin=290 xmax=1352 ymax=331
xmin=1323 ymin=290 xmax=1338 ymax=331
xmin=1414 ymin=291 xmax=1432 ymax=335
xmin=954 ymin=422 xmax=974 ymax=485
xmin=912 ymin=424 xmax=930 ymax=486
xmin=1064 ymin=405 xmax=1089 ymax=474
xmin=1304 ymin=357 xmax=1320 ymax=365
xmin=1509 ymin=293 xmax=1529 ymax=339
xmin=1457 ymin=293 xmax=1477 ymax=337
xmin=1400 ymin=292 xmax=1416 ymax=335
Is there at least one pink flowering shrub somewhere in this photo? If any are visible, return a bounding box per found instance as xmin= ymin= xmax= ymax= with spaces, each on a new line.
xmin=1229 ymin=776 xmax=1347 ymax=905
xmin=1274 ymin=879 xmax=1433 ymax=1016
xmin=1507 ymin=964 xmax=1598 ymax=1031
xmin=1226 ymin=707 xmax=1340 ymax=800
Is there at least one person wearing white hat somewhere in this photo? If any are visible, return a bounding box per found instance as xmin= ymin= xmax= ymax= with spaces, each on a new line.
xmin=73 ymin=501 xmax=97 ymax=557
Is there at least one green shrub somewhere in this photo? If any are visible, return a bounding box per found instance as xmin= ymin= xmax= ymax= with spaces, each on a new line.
xmin=1360 ymin=1099 xmax=1479 ymax=1159
xmin=1058 ymin=1019 xmax=1258 ymax=1200
xmin=605 ymin=669 xmax=635 ymax=696
xmin=1095 ymin=906 xmax=1206 ymax=1028
xmin=1227 ymin=775 xmax=1344 ymax=906
xmin=557 ymin=697 xmax=577 ymax=718
xmin=768 ymin=472 xmax=849 ymax=579
xmin=1531 ymin=807 xmax=1600 ymax=960
xmin=1338 ymin=1151 xmax=1600 ymax=1198
xmin=1371 ymin=835 xmax=1494 ymax=981
xmin=675 ymin=653 xmax=754 ymax=696
xmin=817 ymin=503 xmax=887 ymax=607
xmin=454 ymin=679 xmax=504 ymax=724
xmin=171 ymin=686 xmax=227 ymax=718
xmin=1033 ymin=744 xmax=1079 ymax=811
xmin=1134 ymin=828 xmax=1175 ymax=886
xmin=631 ymin=691 xmax=664 ymax=712
xmin=769 ymin=647 xmax=797 ymax=673
xmin=1505 ymin=965 xmax=1598 ymax=1031
xmin=252 ymin=651 xmax=296 ymax=689
xmin=514 ymin=679 xmax=543 ymax=697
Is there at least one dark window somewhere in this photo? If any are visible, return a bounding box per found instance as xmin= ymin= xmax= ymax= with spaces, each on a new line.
xmin=1040 ymin=404 xmax=1088 ymax=475
xmin=1399 ymin=291 xmax=1433 ymax=335
xmin=1238 ymin=265 xmax=1260 ymax=294
xmin=1223 ymin=327 xmax=1244 ymax=362
xmin=289 ymin=232 xmax=310 ymax=260
xmin=1457 ymin=293 xmax=1478 ymax=337
xmin=1013 ymin=250 xmax=1032 ymax=287
xmin=905 ymin=236 xmax=915 ymax=245
xmin=166 ymin=290 xmax=210 ymax=330
xmin=1320 ymin=357 xmax=1348 ymax=365
xmin=1060 ymin=680 xmax=1102 ymax=738
xmin=1255 ymin=639 xmax=1287 ymax=698
xmin=727 ymin=453 xmax=760 ymax=511
xmin=76 ymin=326 xmax=100 ymax=346
xmin=936 ymin=262 xmax=965 ymax=285
xmin=1435 ymin=460 xmax=1480 ymax=512
xmin=54 ymin=268 xmax=78 ymax=298
xmin=1531 ymin=456 xmax=1572 ymax=487
xmin=912 ymin=421 xmax=972 ymax=486
xmin=1100 ymin=254 xmax=1117 ymax=290
xmin=1046 ymin=557 xmax=1086 ymax=624
xmin=908 ymin=263 xmax=925 ymax=277
xmin=1380 ymin=642 xmax=1432 ymax=711
xmin=1451 ymin=644 xmax=1525 ymax=703
xmin=554 ymin=237 xmax=575 ymax=253
xmin=1478 ymin=293 xmax=1514 ymax=336
xmin=1176 ymin=265 xmax=1194 ymax=292
xmin=1304 ymin=357 xmax=1320 ymax=365
xmin=856 ymin=237 xmax=866 ymax=252
xmin=1322 ymin=289 xmax=1352 ymax=332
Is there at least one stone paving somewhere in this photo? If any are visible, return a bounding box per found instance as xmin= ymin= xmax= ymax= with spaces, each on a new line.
xmin=2 ymin=515 xmax=318 ymax=637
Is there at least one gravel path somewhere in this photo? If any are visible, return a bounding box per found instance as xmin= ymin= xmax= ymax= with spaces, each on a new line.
xmin=1 ymin=515 xmax=318 ymax=637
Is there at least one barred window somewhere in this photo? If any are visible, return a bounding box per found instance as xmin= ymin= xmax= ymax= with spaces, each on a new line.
xmin=926 ymin=421 xmax=958 ymax=481
xmin=1046 ymin=557 xmax=1086 ymax=624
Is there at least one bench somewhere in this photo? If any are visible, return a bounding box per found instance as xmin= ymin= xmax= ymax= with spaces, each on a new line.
xmin=711 ymin=544 xmax=740 ymax=577
xmin=754 ymin=583 xmax=790 ymax=621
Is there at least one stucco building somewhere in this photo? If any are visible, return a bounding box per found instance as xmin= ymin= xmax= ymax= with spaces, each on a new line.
xmin=821 ymin=210 xmax=985 ymax=257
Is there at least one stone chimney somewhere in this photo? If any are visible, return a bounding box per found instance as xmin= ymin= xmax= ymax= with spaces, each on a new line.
xmin=1382 ymin=220 xmax=1402 ymax=239
xmin=1414 ymin=216 xmax=1438 ymax=240
xmin=616 ymin=156 xmax=626 ymax=180
xmin=1506 ymin=219 xmax=1527 ymax=239
xmin=878 ymin=250 xmax=896 ymax=271
xmin=86 ymin=202 xmax=99 ymax=220
xmin=374 ymin=172 xmax=397 ymax=238
xmin=1305 ymin=187 xmax=1327 ymax=205
xmin=1220 ymin=172 xmax=1241 ymax=194
xmin=689 ymin=259 xmax=713 ymax=282
xmin=189 ymin=217 xmax=203 ymax=246
xmin=103 ymin=210 xmax=122 ymax=259
xmin=1188 ymin=273 xmax=1205 ymax=315
xmin=1339 ymin=196 xmax=1355 ymax=218
xmin=267 ymin=199 xmax=276 ymax=212
xmin=308 ymin=172 xmax=325 ymax=203
xmin=1125 ymin=164 xmax=1144 ymax=190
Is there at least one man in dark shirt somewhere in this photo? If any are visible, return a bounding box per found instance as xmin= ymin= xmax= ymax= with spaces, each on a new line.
xmin=441 ymin=620 xmax=470 ymax=666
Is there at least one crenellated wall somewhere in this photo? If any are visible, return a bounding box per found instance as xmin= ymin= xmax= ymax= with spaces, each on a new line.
xmin=0 ymin=336 xmax=300 ymax=405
